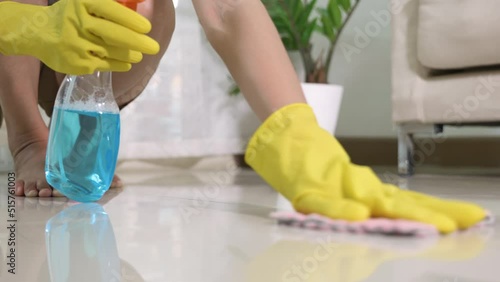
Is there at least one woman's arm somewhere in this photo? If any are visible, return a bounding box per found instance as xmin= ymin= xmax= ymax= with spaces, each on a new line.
xmin=192 ymin=0 xmax=306 ymax=121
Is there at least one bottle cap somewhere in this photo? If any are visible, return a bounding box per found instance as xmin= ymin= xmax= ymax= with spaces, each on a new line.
xmin=117 ymin=0 xmax=144 ymax=11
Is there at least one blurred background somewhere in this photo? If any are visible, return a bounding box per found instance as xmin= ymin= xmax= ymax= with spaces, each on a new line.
xmin=2 ymin=0 xmax=500 ymax=171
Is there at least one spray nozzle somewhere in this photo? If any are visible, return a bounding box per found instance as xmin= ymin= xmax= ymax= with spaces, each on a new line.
xmin=116 ymin=0 xmax=144 ymax=11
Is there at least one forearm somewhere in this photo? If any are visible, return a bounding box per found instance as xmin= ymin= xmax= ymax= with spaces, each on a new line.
xmin=193 ymin=0 xmax=306 ymax=120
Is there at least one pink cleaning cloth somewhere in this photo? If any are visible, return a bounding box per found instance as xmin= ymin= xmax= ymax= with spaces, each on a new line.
xmin=270 ymin=211 xmax=495 ymax=237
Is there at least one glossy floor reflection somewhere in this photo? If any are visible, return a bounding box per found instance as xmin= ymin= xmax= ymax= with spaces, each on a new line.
xmin=0 ymin=160 xmax=499 ymax=282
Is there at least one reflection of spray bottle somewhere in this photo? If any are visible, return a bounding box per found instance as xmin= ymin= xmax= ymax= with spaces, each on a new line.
xmin=45 ymin=203 xmax=121 ymax=282
xmin=45 ymin=1 xmax=141 ymax=202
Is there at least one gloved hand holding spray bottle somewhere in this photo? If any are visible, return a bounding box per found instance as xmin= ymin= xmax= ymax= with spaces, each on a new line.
xmin=45 ymin=0 xmax=145 ymax=202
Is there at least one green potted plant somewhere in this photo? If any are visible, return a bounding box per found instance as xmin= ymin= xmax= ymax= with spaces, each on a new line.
xmin=230 ymin=0 xmax=361 ymax=134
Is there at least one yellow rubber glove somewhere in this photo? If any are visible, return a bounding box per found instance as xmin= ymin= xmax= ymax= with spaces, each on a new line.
xmin=245 ymin=103 xmax=487 ymax=234
xmin=0 ymin=0 xmax=160 ymax=74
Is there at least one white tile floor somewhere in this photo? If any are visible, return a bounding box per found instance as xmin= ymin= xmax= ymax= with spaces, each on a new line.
xmin=0 ymin=160 xmax=499 ymax=282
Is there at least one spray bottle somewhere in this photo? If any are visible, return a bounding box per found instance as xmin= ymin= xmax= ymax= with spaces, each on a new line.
xmin=45 ymin=0 xmax=144 ymax=202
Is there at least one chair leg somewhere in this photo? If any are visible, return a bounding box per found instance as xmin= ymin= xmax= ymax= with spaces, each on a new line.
xmin=397 ymin=127 xmax=414 ymax=176
xmin=396 ymin=124 xmax=443 ymax=176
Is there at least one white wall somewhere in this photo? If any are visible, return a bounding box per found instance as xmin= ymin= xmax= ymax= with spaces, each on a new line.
xmin=329 ymin=0 xmax=394 ymax=137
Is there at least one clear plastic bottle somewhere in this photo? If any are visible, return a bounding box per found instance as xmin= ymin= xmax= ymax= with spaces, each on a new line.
xmin=45 ymin=71 xmax=120 ymax=202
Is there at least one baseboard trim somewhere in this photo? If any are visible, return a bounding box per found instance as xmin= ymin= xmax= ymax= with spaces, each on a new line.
xmin=337 ymin=137 xmax=500 ymax=167
xmin=234 ymin=137 xmax=500 ymax=168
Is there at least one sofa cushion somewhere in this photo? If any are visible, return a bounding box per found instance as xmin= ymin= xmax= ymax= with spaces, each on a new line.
xmin=417 ymin=0 xmax=500 ymax=70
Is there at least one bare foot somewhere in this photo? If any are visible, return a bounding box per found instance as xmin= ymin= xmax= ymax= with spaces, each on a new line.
xmin=13 ymin=139 xmax=123 ymax=197
xmin=13 ymin=139 xmax=53 ymax=197
xmin=110 ymin=175 xmax=123 ymax=189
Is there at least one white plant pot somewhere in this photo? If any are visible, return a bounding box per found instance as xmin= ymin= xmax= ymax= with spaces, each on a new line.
xmin=302 ymin=83 xmax=343 ymax=135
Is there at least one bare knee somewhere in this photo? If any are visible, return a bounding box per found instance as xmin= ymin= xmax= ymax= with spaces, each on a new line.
xmin=149 ymin=0 xmax=176 ymax=38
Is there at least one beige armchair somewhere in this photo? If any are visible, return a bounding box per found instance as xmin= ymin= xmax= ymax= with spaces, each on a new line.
xmin=391 ymin=0 xmax=500 ymax=175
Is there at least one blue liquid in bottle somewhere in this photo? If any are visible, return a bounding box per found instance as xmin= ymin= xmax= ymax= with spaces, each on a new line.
xmin=45 ymin=107 xmax=120 ymax=202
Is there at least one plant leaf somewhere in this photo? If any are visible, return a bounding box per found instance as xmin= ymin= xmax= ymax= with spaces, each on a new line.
xmin=338 ymin=0 xmax=351 ymax=12
xmin=227 ymin=76 xmax=241 ymax=96
xmin=301 ymin=18 xmax=317 ymax=46
xmin=269 ymin=7 xmax=294 ymax=37
xmin=282 ymin=36 xmax=299 ymax=50
xmin=292 ymin=0 xmax=304 ymax=22
xmin=319 ymin=12 xmax=335 ymax=40
xmin=297 ymin=0 xmax=318 ymax=30
xmin=328 ymin=0 xmax=342 ymax=28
